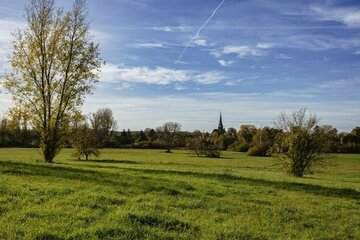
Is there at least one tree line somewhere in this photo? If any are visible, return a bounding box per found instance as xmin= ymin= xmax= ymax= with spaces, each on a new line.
xmin=1 ymin=108 xmax=359 ymax=155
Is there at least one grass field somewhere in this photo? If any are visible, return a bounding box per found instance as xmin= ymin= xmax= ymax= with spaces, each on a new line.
xmin=0 ymin=148 xmax=359 ymax=239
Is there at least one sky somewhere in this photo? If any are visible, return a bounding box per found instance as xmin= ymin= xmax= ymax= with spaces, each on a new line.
xmin=0 ymin=0 xmax=359 ymax=132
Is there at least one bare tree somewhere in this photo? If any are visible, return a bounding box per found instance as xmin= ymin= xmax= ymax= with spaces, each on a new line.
xmin=2 ymin=0 xmax=101 ymax=162
xmin=157 ymin=122 xmax=181 ymax=153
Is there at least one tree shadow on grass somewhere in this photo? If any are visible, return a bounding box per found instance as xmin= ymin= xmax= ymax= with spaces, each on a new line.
xmin=73 ymin=159 xmax=138 ymax=164
xmin=0 ymin=160 xmax=359 ymax=200
xmin=0 ymin=160 xmax=120 ymax=186
xmin=117 ymin=167 xmax=360 ymax=200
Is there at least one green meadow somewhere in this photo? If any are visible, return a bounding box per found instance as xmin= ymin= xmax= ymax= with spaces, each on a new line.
xmin=0 ymin=148 xmax=359 ymax=239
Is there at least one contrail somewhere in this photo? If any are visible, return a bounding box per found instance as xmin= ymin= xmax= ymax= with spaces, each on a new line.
xmin=176 ymin=0 xmax=225 ymax=62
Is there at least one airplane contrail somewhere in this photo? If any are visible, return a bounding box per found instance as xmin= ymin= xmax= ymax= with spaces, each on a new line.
xmin=176 ymin=0 xmax=225 ymax=62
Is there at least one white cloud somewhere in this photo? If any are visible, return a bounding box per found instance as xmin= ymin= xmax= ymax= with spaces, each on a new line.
xmin=90 ymin=29 xmax=112 ymax=45
xmin=174 ymin=83 xmax=187 ymax=90
xmin=276 ymin=54 xmax=293 ymax=59
xmin=193 ymin=38 xmax=208 ymax=47
xmin=114 ymin=82 xmax=132 ymax=91
xmin=284 ymin=34 xmax=360 ymax=50
xmin=222 ymin=45 xmax=266 ymax=58
xmin=210 ymin=50 xmax=222 ymax=58
xmin=152 ymin=26 xmax=193 ymax=32
xmin=256 ymin=42 xmax=275 ymax=49
xmin=99 ymin=63 xmax=227 ymax=85
xmin=0 ymin=20 xmax=24 ymax=65
xmin=218 ymin=59 xmax=234 ymax=67
xmin=354 ymin=50 xmax=360 ymax=55
xmin=211 ymin=42 xmax=274 ymax=63
xmin=312 ymin=6 xmax=360 ymax=27
xmin=225 ymin=81 xmax=236 ymax=86
xmin=224 ymin=79 xmax=247 ymax=86
xmin=194 ymin=72 xmax=227 ymax=84
xmin=100 ymin=64 xmax=188 ymax=85
xmin=128 ymin=43 xmax=169 ymax=48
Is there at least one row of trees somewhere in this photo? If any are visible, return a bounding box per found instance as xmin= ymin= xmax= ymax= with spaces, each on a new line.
xmin=1 ymin=110 xmax=359 ymax=155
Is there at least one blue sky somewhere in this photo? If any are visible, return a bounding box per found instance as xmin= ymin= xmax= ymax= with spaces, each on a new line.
xmin=0 ymin=0 xmax=359 ymax=132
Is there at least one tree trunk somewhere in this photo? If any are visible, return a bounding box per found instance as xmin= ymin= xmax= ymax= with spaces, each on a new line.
xmin=41 ymin=133 xmax=59 ymax=163
xmin=42 ymin=141 xmax=56 ymax=163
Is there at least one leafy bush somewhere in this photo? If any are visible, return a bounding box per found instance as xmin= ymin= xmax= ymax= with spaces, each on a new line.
xmin=271 ymin=109 xmax=329 ymax=177
xmin=247 ymin=146 xmax=267 ymax=156
xmin=238 ymin=143 xmax=250 ymax=152
xmin=186 ymin=134 xmax=221 ymax=158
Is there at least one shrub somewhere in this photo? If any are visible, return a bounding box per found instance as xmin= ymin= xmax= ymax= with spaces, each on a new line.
xmin=247 ymin=146 xmax=267 ymax=156
xmin=186 ymin=134 xmax=221 ymax=158
xmin=271 ymin=109 xmax=329 ymax=177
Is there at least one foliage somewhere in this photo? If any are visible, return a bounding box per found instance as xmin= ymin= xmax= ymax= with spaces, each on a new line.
xmin=247 ymin=127 xmax=282 ymax=156
xmin=238 ymin=125 xmax=257 ymax=145
xmin=90 ymin=108 xmax=117 ymax=147
xmin=136 ymin=130 xmax=147 ymax=142
xmin=340 ymin=127 xmax=360 ymax=153
xmin=0 ymin=112 xmax=39 ymax=147
xmin=314 ymin=125 xmax=339 ymax=153
xmin=144 ymin=128 xmax=157 ymax=142
xmin=186 ymin=133 xmax=221 ymax=158
xmin=157 ymin=122 xmax=181 ymax=153
xmin=271 ymin=109 xmax=329 ymax=177
xmin=1 ymin=0 xmax=101 ymax=162
xmin=237 ymin=125 xmax=257 ymax=152
xmin=72 ymin=120 xmax=100 ymax=161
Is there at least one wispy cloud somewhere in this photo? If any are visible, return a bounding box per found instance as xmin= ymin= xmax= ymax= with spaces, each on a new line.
xmin=114 ymin=82 xmax=132 ymax=91
xmin=311 ymin=5 xmax=360 ymax=27
xmin=0 ymin=20 xmax=24 ymax=63
xmin=256 ymin=42 xmax=276 ymax=49
xmin=0 ymin=20 xmax=25 ymax=78
xmin=100 ymin=63 xmax=227 ymax=85
xmin=222 ymin=45 xmax=265 ymax=57
xmin=210 ymin=42 xmax=276 ymax=64
xmin=152 ymin=26 xmax=193 ymax=32
xmin=276 ymin=54 xmax=293 ymax=59
xmin=100 ymin=64 xmax=188 ymax=85
xmin=174 ymin=83 xmax=187 ymax=91
xmin=218 ymin=59 xmax=234 ymax=67
xmin=90 ymin=29 xmax=113 ymax=45
xmin=210 ymin=43 xmax=275 ymax=62
xmin=177 ymin=0 xmax=225 ymax=61
xmin=82 ymin=91 xmax=360 ymax=131
xmin=128 ymin=43 xmax=169 ymax=48
xmin=193 ymin=38 xmax=208 ymax=47
xmin=283 ymin=34 xmax=360 ymax=50
xmin=193 ymin=72 xmax=227 ymax=84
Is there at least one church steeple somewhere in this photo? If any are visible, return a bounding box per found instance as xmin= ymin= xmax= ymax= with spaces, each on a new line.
xmin=218 ymin=112 xmax=225 ymax=134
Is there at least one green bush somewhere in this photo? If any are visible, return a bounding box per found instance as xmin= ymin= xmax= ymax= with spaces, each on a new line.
xmin=247 ymin=146 xmax=267 ymax=156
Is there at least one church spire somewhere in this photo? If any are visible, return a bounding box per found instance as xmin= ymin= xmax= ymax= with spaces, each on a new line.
xmin=218 ymin=112 xmax=225 ymax=134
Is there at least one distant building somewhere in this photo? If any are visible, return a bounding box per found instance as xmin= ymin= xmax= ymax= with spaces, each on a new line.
xmin=212 ymin=112 xmax=226 ymax=134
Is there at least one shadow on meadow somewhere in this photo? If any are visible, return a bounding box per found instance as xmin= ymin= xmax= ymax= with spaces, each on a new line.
xmin=0 ymin=160 xmax=120 ymax=186
xmin=75 ymin=159 xmax=138 ymax=164
xmin=0 ymin=160 xmax=359 ymax=200
xmin=124 ymin=167 xmax=360 ymax=199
